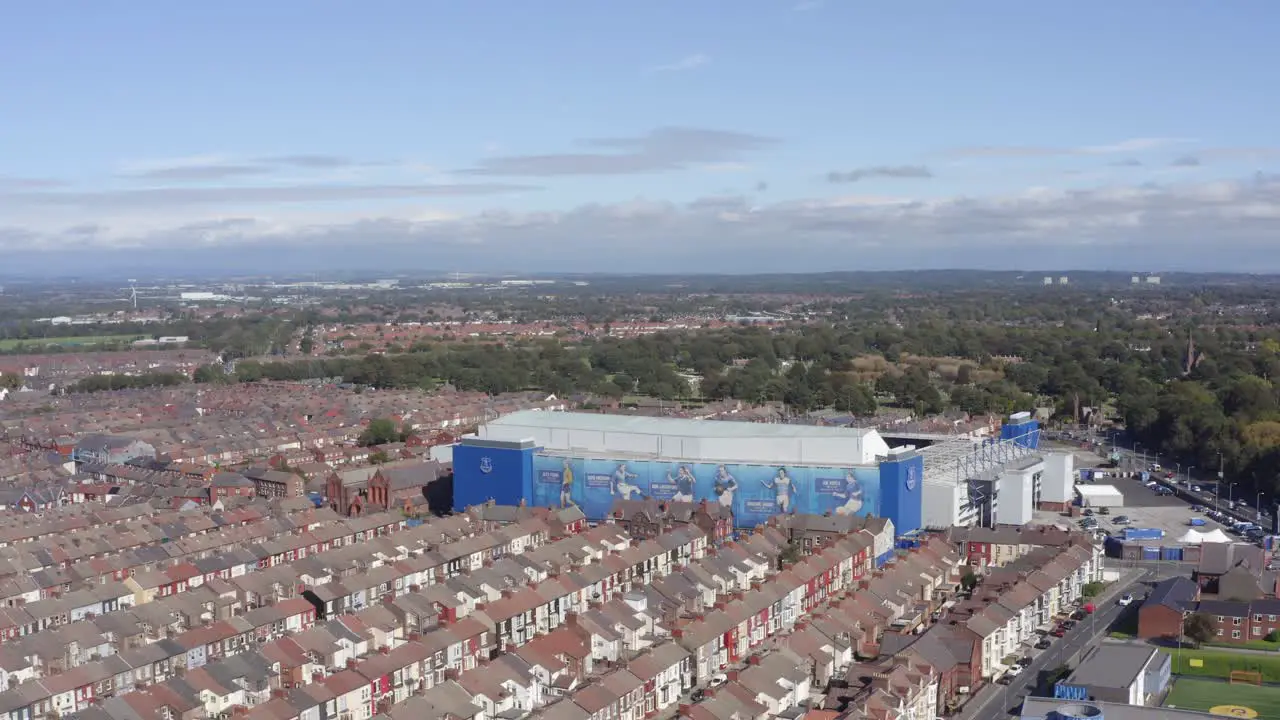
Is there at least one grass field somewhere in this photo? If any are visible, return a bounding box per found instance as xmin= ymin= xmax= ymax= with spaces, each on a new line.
xmin=0 ymin=334 xmax=142 ymax=350
xmin=1165 ymin=677 xmax=1280 ymax=718
xmin=1170 ymin=647 xmax=1280 ymax=682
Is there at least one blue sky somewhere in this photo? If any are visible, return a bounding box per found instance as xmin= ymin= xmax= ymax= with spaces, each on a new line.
xmin=2 ymin=1 xmax=1279 ymax=274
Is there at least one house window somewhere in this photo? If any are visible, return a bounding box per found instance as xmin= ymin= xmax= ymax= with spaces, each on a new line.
xmin=1254 ymin=627 xmax=1263 ymax=636
xmin=1233 ymin=630 xmax=1242 ymax=639
xmin=1217 ymin=616 xmax=1225 ymax=622
xmin=1255 ymin=615 xmax=1264 ymax=622
xmin=1234 ymin=618 xmax=1242 ymax=626
xmin=1217 ymin=629 xmax=1224 ymax=636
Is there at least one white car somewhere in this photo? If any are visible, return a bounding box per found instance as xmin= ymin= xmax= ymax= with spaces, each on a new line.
xmin=1118 ymin=594 xmax=1134 ymax=607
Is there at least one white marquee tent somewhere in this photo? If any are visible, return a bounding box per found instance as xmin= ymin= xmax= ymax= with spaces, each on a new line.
xmin=1177 ymin=528 xmax=1232 ymax=544
xmin=1076 ymin=484 xmax=1124 ymax=508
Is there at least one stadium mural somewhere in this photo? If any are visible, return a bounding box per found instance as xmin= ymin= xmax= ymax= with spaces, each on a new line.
xmin=530 ymin=453 xmax=882 ymax=528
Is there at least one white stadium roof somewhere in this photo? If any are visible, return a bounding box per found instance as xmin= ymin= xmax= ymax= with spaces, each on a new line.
xmin=480 ymin=410 xmax=891 ymax=466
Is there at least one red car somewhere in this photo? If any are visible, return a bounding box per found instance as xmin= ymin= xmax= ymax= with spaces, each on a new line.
xmin=1051 ymin=626 xmax=1067 ymax=637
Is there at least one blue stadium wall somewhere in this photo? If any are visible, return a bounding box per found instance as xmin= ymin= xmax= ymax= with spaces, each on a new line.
xmin=453 ymin=442 xmax=924 ymax=536
xmin=1000 ymin=417 xmax=1041 ymax=449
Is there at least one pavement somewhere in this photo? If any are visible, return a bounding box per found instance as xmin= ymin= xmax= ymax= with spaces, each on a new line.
xmin=956 ymin=565 xmax=1152 ymax=720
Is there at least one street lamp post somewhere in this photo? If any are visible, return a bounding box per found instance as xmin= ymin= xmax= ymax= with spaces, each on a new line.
xmin=1187 ymin=466 xmax=1195 ymax=489
xmin=1258 ymin=492 xmax=1265 ymax=522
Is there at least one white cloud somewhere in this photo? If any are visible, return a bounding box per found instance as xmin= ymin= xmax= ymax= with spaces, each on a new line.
xmin=647 ymin=53 xmax=710 ymax=73
xmin=946 ymin=137 xmax=1193 ymax=159
xmin=5 ymin=174 xmax=1280 ymax=273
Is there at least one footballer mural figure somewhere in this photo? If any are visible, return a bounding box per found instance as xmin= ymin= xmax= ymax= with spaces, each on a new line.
xmin=668 ymin=465 xmax=696 ymax=502
xmin=610 ymin=463 xmax=644 ymax=500
xmin=834 ymin=470 xmax=865 ymax=516
xmin=761 ymin=467 xmax=794 ymax=513
xmin=559 ymin=458 xmax=575 ymax=507
xmin=713 ymin=465 xmax=739 ymax=509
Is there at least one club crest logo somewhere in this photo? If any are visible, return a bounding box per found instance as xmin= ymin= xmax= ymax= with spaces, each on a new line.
xmin=905 ymin=466 xmax=918 ymax=492
xmin=479 ymin=457 xmax=494 ymax=474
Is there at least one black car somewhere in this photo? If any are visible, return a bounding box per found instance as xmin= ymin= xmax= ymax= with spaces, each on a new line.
xmin=1035 ymin=638 xmax=1052 ymax=649
xmin=1062 ymin=619 xmax=1077 ymax=630
xmin=1071 ymin=609 xmax=1086 ymax=620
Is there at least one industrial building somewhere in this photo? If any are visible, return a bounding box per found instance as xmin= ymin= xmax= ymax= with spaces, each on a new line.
xmin=453 ymin=410 xmax=923 ymax=538
xmin=1052 ymin=645 xmax=1172 ymax=706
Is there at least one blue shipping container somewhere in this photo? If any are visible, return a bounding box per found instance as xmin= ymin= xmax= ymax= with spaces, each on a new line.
xmin=1142 ymin=546 xmax=1160 ymax=560
xmin=1124 ymin=527 xmax=1165 ymax=541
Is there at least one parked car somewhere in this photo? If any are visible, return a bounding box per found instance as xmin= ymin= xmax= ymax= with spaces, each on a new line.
xmin=1083 ymin=508 xmax=1094 ymax=516
xmin=1113 ymin=515 xmax=1131 ymax=524
xmin=1071 ymin=609 xmax=1087 ymax=620
xmin=1191 ymin=485 xmax=1202 ymax=493
xmin=1051 ymin=626 xmax=1067 ymax=637
xmin=1062 ymin=620 xmax=1077 ymax=630
xmin=1118 ymin=593 xmax=1134 ymax=607
xmin=1098 ymin=506 xmax=1110 ymax=515
xmin=1035 ymin=637 xmax=1053 ymax=649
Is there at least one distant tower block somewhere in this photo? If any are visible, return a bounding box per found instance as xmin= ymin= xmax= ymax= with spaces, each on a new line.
xmin=1058 ymin=276 xmax=1069 ymax=285
xmin=1131 ymin=276 xmax=1141 ymax=284
xmin=1043 ymin=277 xmax=1054 ymax=285
xmin=1146 ymin=276 xmax=1161 ymax=285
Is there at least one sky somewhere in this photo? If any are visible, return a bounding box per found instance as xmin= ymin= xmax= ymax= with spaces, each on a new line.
xmin=2 ymin=1 xmax=1280 ymax=276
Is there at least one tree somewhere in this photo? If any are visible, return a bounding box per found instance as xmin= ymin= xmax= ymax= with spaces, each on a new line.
xmin=359 ymin=418 xmax=400 ymax=447
xmin=960 ymin=570 xmax=980 ymax=593
xmin=369 ymin=450 xmax=390 ymax=464
xmin=1183 ymin=613 xmax=1215 ymax=646
xmin=777 ymin=541 xmax=803 ymax=569
xmin=1081 ymin=581 xmax=1105 ymax=598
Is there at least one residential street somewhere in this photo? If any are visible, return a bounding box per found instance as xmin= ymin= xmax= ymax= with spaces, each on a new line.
xmin=957 ymin=566 xmax=1152 ymax=720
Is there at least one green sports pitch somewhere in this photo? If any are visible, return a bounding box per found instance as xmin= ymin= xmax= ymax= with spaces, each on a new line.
xmin=1164 ymin=677 xmax=1280 ymax=719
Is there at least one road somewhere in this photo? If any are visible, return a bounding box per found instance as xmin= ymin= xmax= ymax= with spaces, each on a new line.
xmin=958 ymin=567 xmax=1152 ymax=720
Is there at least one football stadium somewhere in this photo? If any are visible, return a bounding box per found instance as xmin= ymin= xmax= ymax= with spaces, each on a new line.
xmin=452 ymin=409 xmax=1043 ymax=540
